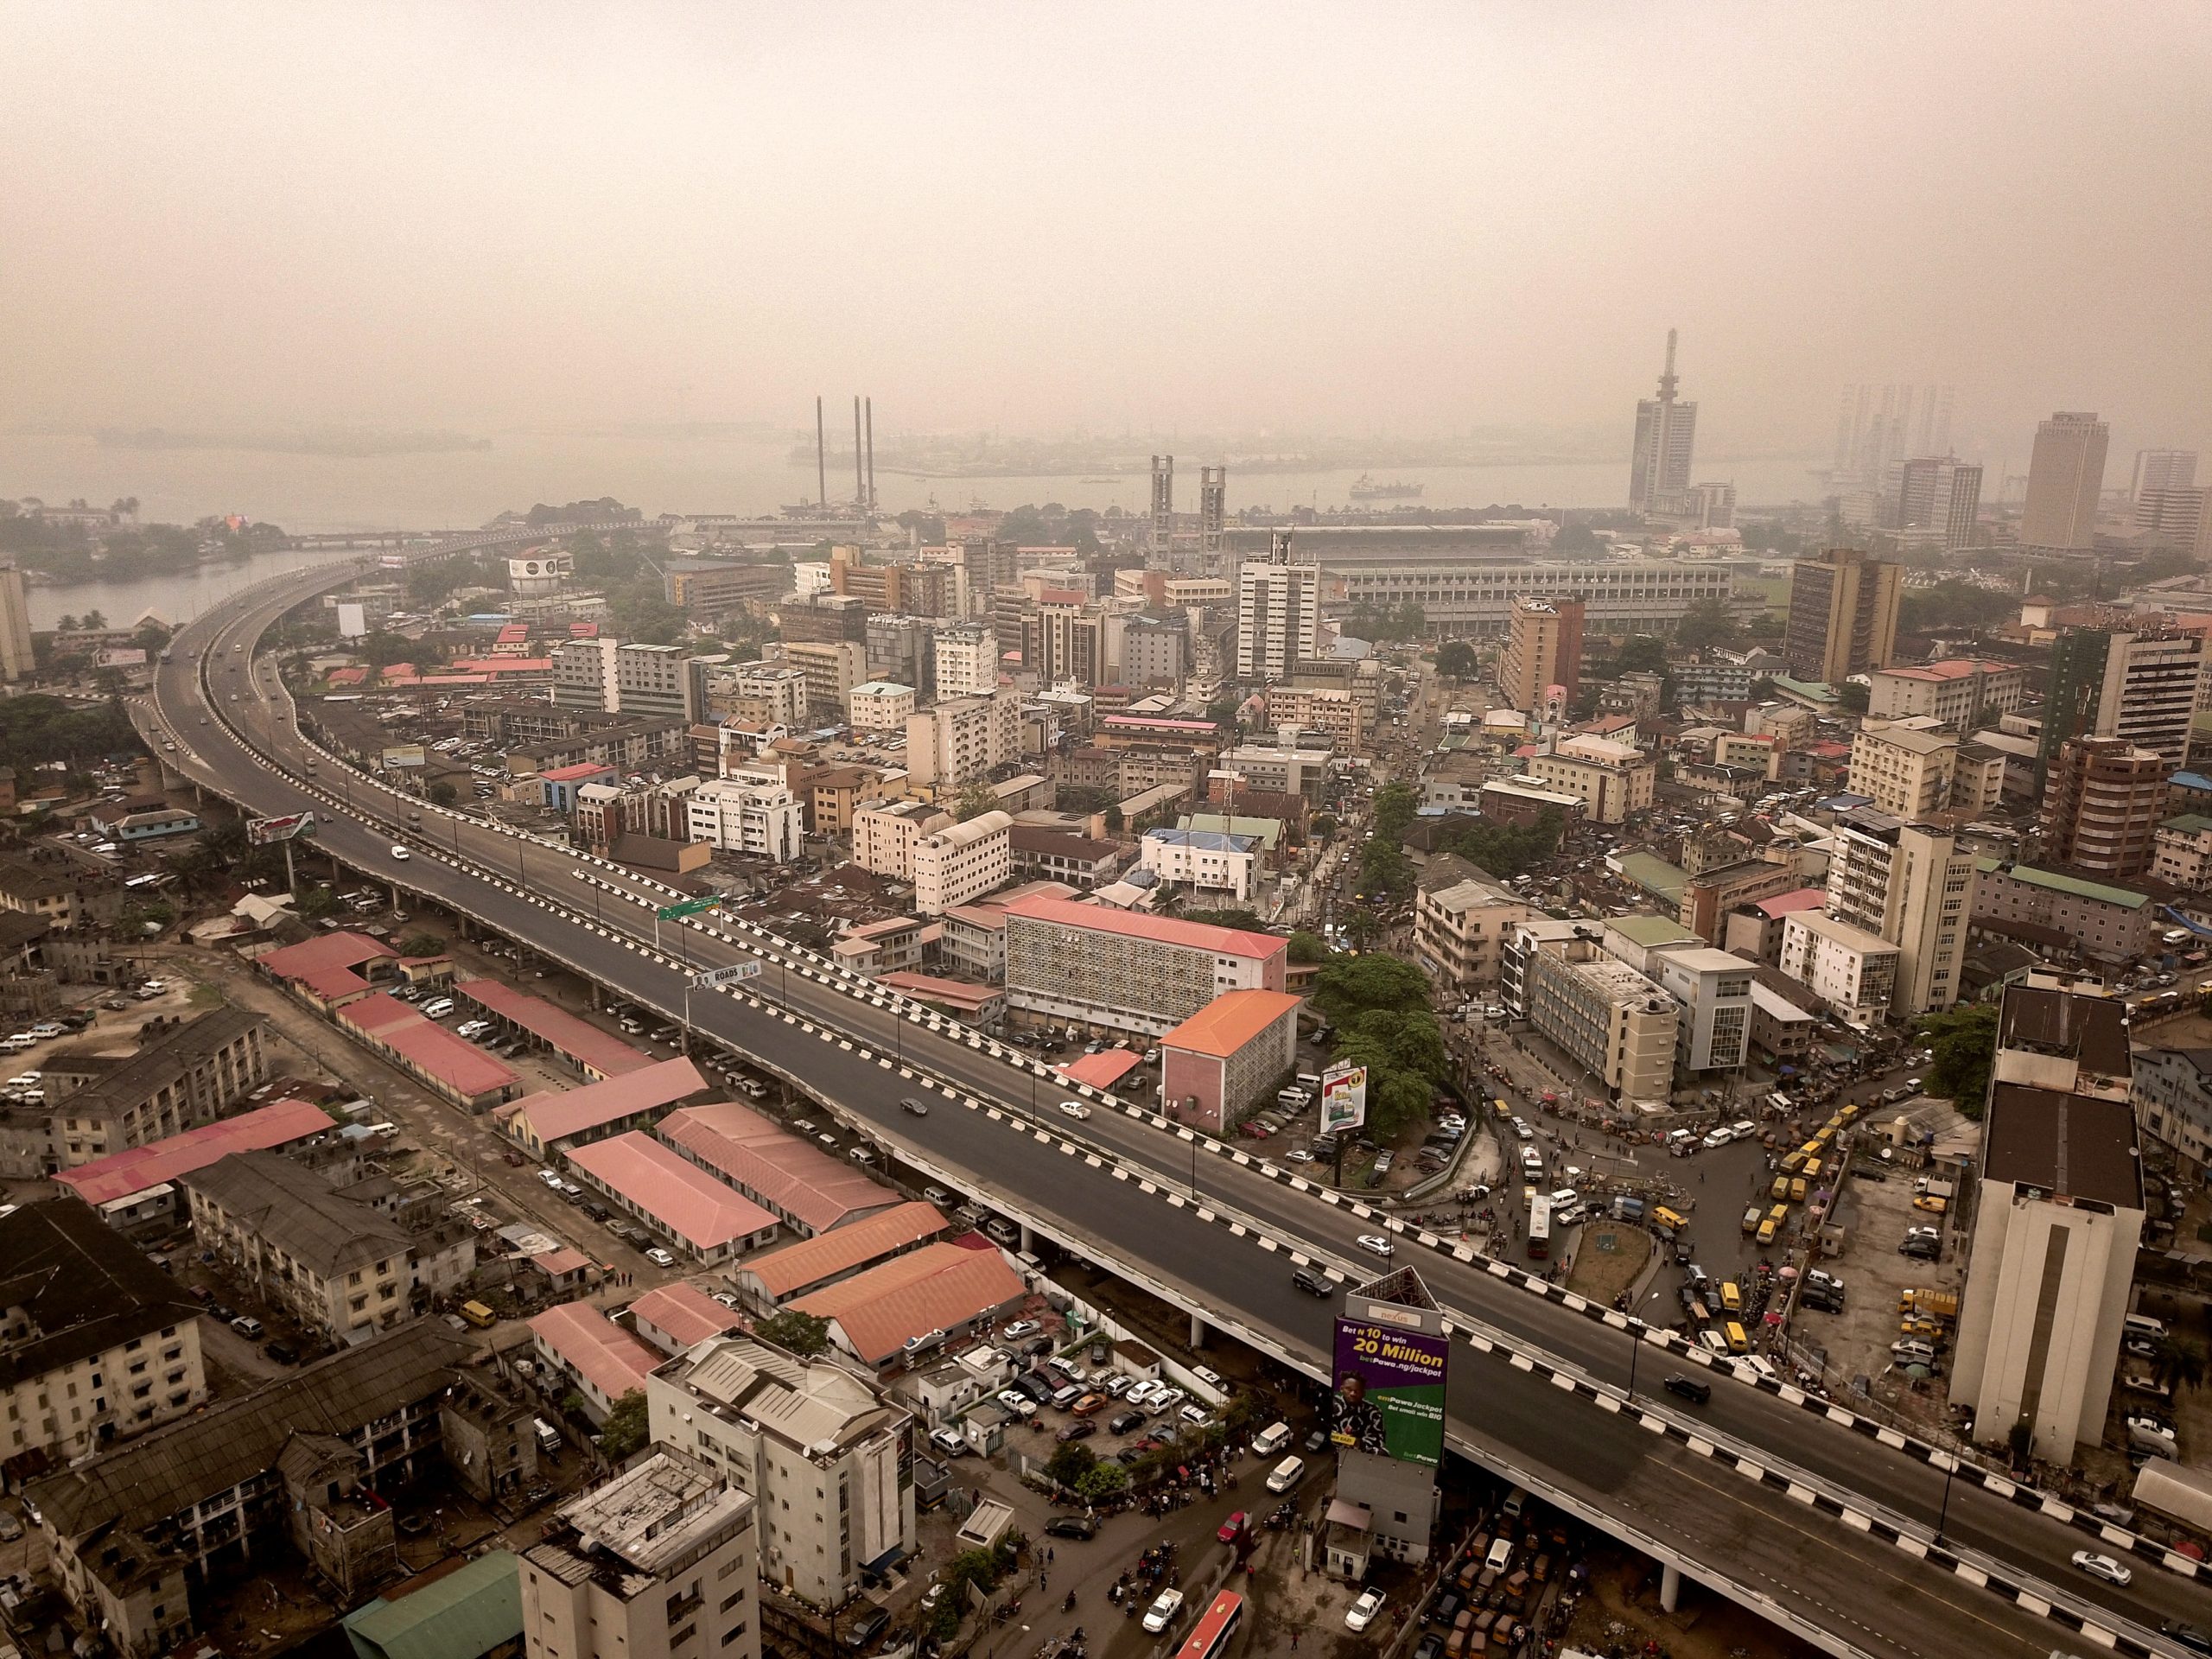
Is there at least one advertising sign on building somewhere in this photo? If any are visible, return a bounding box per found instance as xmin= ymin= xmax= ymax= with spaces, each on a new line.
xmin=381 ymin=744 xmax=426 ymax=769
xmin=246 ymin=812 xmax=319 ymax=845
xmin=1319 ymin=1063 xmax=1367 ymax=1135
xmin=92 ymin=646 xmax=148 ymax=668
xmin=1330 ymin=1312 xmax=1448 ymax=1467
xmin=336 ymin=601 xmax=369 ymax=639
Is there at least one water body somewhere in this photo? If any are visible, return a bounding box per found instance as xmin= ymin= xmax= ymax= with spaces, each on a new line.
xmin=24 ymin=543 xmax=367 ymax=632
xmin=3 ymin=428 xmax=1822 ymax=623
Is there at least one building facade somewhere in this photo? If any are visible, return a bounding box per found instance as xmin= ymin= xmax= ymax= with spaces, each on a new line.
xmin=1497 ymin=596 xmax=1585 ymax=715
xmin=912 ymin=811 xmax=1013 ymax=916
xmin=2041 ymin=737 xmax=2171 ymax=877
xmin=1777 ymin=910 xmax=1899 ymax=1027
xmin=1523 ymin=935 xmax=1678 ymax=1106
xmin=686 ymin=772 xmax=804 ymax=861
xmin=1235 ymin=536 xmax=1319 ymax=682
xmin=1002 ymin=896 xmax=1287 ymax=1037
xmin=2020 ymin=411 xmax=2109 ymax=554
xmin=1783 ymin=547 xmax=1902 ymax=684
xmin=1823 ymin=808 xmax=1974 ymax=1016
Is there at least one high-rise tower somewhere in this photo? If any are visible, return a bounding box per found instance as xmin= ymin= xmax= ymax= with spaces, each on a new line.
xmin=2020 ymin=411 xmax=2108 ymax=553
xmin=1630 ymin=330 xmax=1698 ymax=513
xmin=1198 ymin=466 xmax=1226 ymax=555
xmin=1150 ymin=454 xmax=1174 ymax=550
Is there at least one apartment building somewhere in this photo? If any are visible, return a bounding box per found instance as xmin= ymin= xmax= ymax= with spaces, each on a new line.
xmin=1235 ymin=535 xmax=1319 ymax=681
xmin=1021 ymin=606 xmax=1108 ymax=687
xmin=778 ymin=590 xmax=868 ymax=643
xmin=614 ymin=643 xmax=702 ymax=722
xmin=1823 ymin=807 xmax=1974 ymax=1015
xmin=780 ymin=639 xmax=868 ymax=722
xmin=846 ymin=681 xmax=917 ymax=734
xmin=1496 ymin=595 xmax=1585 ymax=715
xmin=1262 ymin=683 xmax=1370 ymax=754
xmin=1971 ymin=861 xmax=2152 ymax=969
xmin=1783 ymin=547 xmax=1902 ymax=683
xmin=552 ymin=636 xmax=622 ymax=713
xmin=0 ymin=1200 xmax=207 ymax=1466
xmin=2020 ymin=411 xmax=2109 ymax=554
xmin=0 ymin=1008 xmax=271 ymax=1179
xmin=1115 ymin=613 xmax=1188 ymax=689
xmin=521 ymin=1450 xmax=760 ymax=1659
xmin=1649 ymin=947 xmax=1754 ymax=1075
xmin=664 ymin=557 xmax=790 ymax=613
xmin=2041 ymin=736 xmax=2171 ymax=878
xmin=1003 ymin=895 xmax=1287 ymax=1037
xmin=715 ymin=662 xmax=809 ymax=728
xmin=931 ymin=622 xmax=999 ymax=697
xmin=1139 ymin=826 xmax=1260 ymax=901
xmin=850 ymin=798 xmax=950 ymax=881
xmin=1525 ymin=734 xmax=1655 ymax=824
xmin=1158 ymin=988 xmax=1303 ymax=1135
xmin=1522 ymin=934 xmax=1679 ymax=1106
xmin=507 ymin=718 xmax=689 ymax=778
xmin=645 ymin=1334 xmax=912 ymax=1611
xmin=1007 ymin=825 xmax=1121 ymax=889
xmin=2133 ymin=1046 xmax=2212 ymax=1179
xmin=2152 ymin=815 xmax=2212 ymax=890
xmin=1414 ymin=876 xmax=1531 ymax=994
xmin=863 ymin=613 xmax=935 ymax=694
xmin=180 ymin=1152 xmax=413 ymax=1344
xmin=687 ymin=772 xmax=804 ymax=861
xmin=1846 ymin=719 xmax=1997 ymax=818
xmin=1953 ymin=976 xmax=2139 ymax=1464
xmin=2038 ymin=625 xmax=2207 ymax=776
xmin=1866 ymin=658 xmax=2025 ymax=728
xmin=1777 ymin=910 xmax=1899 ymax=1027
xmin=912 ymin=811 xmax=1013 ymax=916
xmin=906 ymin=691 xmax=1020 ymax=789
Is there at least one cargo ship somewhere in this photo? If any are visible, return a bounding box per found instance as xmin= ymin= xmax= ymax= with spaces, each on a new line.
xmin=1348 ymin=474 xmax=1424 ymax=500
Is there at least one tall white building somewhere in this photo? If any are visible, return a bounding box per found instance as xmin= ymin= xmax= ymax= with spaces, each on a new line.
xmin=645 ymin=1333 xmax=913 ymax=1611
xmin=1236 ymin=533 xmax=1319 ymax=682
xmin=727 ymin=661 xmax=809 ymax=728
xmin=2133 ymin=448 xmax=2197 ymax=501
xmin=931 ymin=622 xmax=999 ymax=698
xmin=0 ymin=564 xmax=34 ymax=682
xmin=912 ymin=810 xmax=1012 ymax=915
xmin=1630 ymin=329 xmax=1698 ymax=513
xmin=616 ymin=643 xmax=702 ymax=722
xmin=2020 ymin=411 xmax=2109 ymax=553
xmin=1823 ymin=807 xmax=1974 ymax=1016
xmin=554 ymin=636 xmax=622 ymax=713
xmin=686 ymin=771 xmax=804 ymax=861
xmin=906 ymin=691 xmax=1020 ymax=789
xmin=1895 ymin=455 xmax=1983 ymax=550
xmin=1650 ymin=946 xmax=1753 ymax=1075
xmin=521 ymin=1449 xmax=760 ymax=1659
xmin=1952 ymin=975 xmax=2143 ymax=1465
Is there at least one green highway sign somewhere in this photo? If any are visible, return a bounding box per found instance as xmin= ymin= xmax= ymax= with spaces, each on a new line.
xmin=655 ymin=895 xmax=723 ymax=922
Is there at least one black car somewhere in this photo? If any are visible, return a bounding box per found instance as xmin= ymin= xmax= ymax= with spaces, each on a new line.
xmin=1412 ymin=1637 xmax=1445 ymax=1659
xmin=1044 ymin=1514 xmax=1096 ymax=1540
xmin=209 ymin=1303 xmax=236 ymax=1323
xmin=1662 ymin=1374 xmax=1712 ymax=1405
xmin=1109 ymin=1409 xmax=1145 ymax=1434
xmin=899 ymin=1096 xmax=930 ymax=1116
xmin=2163 ymin=1622 xmax=2212 ymax=1656
xmin=1292 ymin=1267 xmax=1333 ymax=1298
xmin=841 ymin=1605 xmax=891 ymax=1649
xmin=1056 ymin=1421 xmax=1096 ymax=1444
xmin=264 ymin=1342 xmax=297 ymax=1364
xmin=1424 ymin=1591 xmax=1463 ymax=1626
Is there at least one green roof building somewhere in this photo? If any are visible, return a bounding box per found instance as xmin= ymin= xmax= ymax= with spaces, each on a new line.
xmin=345 ymin=1549 xmax=523 ymax=1659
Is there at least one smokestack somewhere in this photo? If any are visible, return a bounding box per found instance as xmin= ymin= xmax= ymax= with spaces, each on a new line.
xmin=816 ymin=397 xmax=826 ymax=508
xmin=865 ymin=397 xmax=875 ymax=512
xmin=853 ymin=396 xmax=864 ymax=509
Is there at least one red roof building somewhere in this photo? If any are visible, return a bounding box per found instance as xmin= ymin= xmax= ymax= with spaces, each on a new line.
xmin=257 ymin=932 xmax=401 ymax=1009
xmin=564 ymin=1132 xmax=780 ymax=1263
xmin=499 ymin=1056 xmax=711 ymax=1155
xmin=56 ymin=1096 xmax=336 ymax=1216
xmin=453 ymin=980 xmax=649 ymax=1080
xmin=629 ymin=1282 xmax=744 ymax=1355
xmin=790 ymin=1239 xmax=1027 ymax=1368
xmin=1001 ymin=894 xmax=1287 ymax=1036
xmin=731 ymin=1202 xmax=950 ymax=1304
xmin=528 ymin=1301 xmax=659 ymax=1422
xmin=1055 ymin=1048 xmax=1142 ymax=1092
xmin=1159 ymin=988 xmax=1304 ymax=1135
xmin=655 ymin=1102 xmax=902 ymax=1237
xmin=337 ymin=993 xmax=522 ymax=1112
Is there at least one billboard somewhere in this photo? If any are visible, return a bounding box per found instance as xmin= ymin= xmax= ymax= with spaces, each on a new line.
xmin=1319 ymin=1063 xmax=1367 ymax=1135
xmin=1331 ymin=1312 xmax=1448 ymax=1467
xmin=381 ymin=744 xmax=426 ymax=769
xmin=246 ymin=811 xmax=319 ymax=845
xmin=93 ymin=646 xmax=148 ymax=668
xmin=336 ymin=601 xmax=369 ymax=639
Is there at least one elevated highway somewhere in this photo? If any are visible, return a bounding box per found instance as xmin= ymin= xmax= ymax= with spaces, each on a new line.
xmin=140 ymin=553 xmax=2209 ymax=1659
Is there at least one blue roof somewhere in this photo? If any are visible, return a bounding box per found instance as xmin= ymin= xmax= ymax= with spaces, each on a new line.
xmin=1144 ymin=828 xmax=1256 ymax=853
xmin=2175 ymin=772 xmax=2212 ymax=792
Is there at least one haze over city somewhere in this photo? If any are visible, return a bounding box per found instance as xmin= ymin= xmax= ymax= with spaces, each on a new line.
xmin=5 ymin=2 xmax=2210 ymax=487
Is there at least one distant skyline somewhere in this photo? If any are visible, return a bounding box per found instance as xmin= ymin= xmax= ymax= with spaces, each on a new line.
xmin=4 ymin=3 xmax=2209 ymax=478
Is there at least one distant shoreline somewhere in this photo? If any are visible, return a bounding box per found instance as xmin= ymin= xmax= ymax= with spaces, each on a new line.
xmin=94 ymin=428 xmax=493 ymax=459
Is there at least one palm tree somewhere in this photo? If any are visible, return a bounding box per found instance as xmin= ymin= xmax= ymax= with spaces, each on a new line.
xmin=2161 ymin=1336 xmax=2207 ymax=1394
xmin=81 ymin=608 xmax=108 ymax=630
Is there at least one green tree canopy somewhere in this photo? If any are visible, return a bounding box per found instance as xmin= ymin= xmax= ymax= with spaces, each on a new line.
xmin=1915 ymin=1003 xmax=1999 ymax=1118
xmin=1836 ymin=681 xmax=1871 ymax=715
xmin=1074 ymin=1459 xmax=1128 ymax=1503
xmin=1673 ymin=597 xmax=1738 ymax=652
xmin=1613 ymin=635 xmax=1669 ymax=675
xmin=1314 ymin=953 xmax=1431 ymax=1023
xmin=952 ymin=780 xmax=999 ymax=821
xmin=1043 ymin=1441 xmax=1096 ymax=1488
xmin=1287 ymin=929 xmax=1330 ymax=964
xmin=399 ymin=931 xmax=448 ymax=957
xmin=1434 ymin=639 xmax=1479 ymax=679
xmin=756 ymin=1309 xmax=832 ymax=1356
xmin=600 ymin=1389 xmax=650 ymax=1461
xmin=1371 ymin=781 xmax=1420 ymax=841
xmin=1356 ymin=839 xmax=1414 ymax=898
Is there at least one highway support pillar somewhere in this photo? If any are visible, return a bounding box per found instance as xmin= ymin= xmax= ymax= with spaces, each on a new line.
xmin=1190 ymin=1312 xmax=1205 ymax=1349
xmin=1658 ymin=1562 xmax=1681 ymax=1613
xmin=1019 ymin=1222 xmax=1034 ymax=1255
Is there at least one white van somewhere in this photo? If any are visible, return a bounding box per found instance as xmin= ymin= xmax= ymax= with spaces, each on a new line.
xmin=2124 ymin=1313 xmax=2168 ymax=1342
xmin=422 ymin=998 xmax=456 ymax=1019
xmin=1730 ymin=1119 xmax=1758 ymax=1140
xmin=1251 ymin=1421 xmax=1293 ymax=1459
xmin=534 ymin=1417 xmax=563 ymax=1452
xmin=1265 ymin=1455 xmax=1305 ymax=1493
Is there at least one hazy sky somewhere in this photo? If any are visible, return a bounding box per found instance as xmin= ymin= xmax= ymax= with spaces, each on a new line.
xmin=6 ymin=3 xmax=2210 ymax=465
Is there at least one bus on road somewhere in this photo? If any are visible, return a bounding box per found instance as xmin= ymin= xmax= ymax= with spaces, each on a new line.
xmin=1527 ymin=1193 xmax=1553 ymax=1259
xmin=1173 ymin=1592 xmax=1243 ymax=1659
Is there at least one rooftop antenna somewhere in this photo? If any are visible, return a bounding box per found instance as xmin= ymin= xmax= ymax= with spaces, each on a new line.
xmin=1657 ymin=327 xmax=1680 ymax=402
xmin=815 ymin=397 xmax=826 ymax=509
xmin=865 ymin=397 xmax=876 ymax=513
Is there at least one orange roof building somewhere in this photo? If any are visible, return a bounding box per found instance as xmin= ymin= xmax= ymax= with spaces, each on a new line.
xmin=1158 ymin=988 xmax=1304 ymax=1135
xmin=790 ymin=1239 xmax=1026 ymax=1369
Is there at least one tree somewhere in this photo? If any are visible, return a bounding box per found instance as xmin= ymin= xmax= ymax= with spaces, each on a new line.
xmin=1044 ymin=1441 xmax=1097 ymax=1488
xmin=1074 ymin=1459 xmax=1128 ymax=1503
xmin=1340 ymin=1007 xmax=1449 ymax=1082
xmin=55 ymin=613 xmax=79 ymax=632
xmin=1915 ymin=1003 xmax=1999 ymax=1117
xmin=1614 ymin=635 xmax=1669 ymax=675
xmin=1103 ymin=804 xmax=1124 ymax=834
xmin=428 ymin=779 xmax=459 ymax=805
xmin=399 ymin=931 xmax=448 ymax=957
xmin=1356 ymin=840 xmax=1414 ymax=898
xmin=599 ymin=1389 xmax=650 ymax=1461
xmin=1434 ymin=639 xmax=1479 ymax=679
xmin=1314 ymin=953 xmax=1431 ymax=1022
xmin=1287 ymin=930 xmax=1330 ymax=964
xmin=1371 ymin=781 xmax=1419 ymax=842
xmin=1310 ymin=811 xmax=1337 ymax=841
xmin=1672 ymin=597 xmax=1738 ymax=652
xmin=952 ymin=780 xmax=998 ymax=822
xmin=1554 ymin=521 xmax=1603 ymax=556
xmin=756 ymin=1309 xmax=831 ymax=1356
xmin=1837 ymin=682 xmax=1870 ymax=715
xmin=2162 ymin=1336 xmax=2207 ymax=1394
xmin=1341 ymin=909 xmax=1383 ymax=949
xmin=80 ymin=608 xmax=107 ymax=631
xmin=1180 ymin=907 xmax=1265 ymax=931
xmin=296 ymin=885 xmax=338 ymax=918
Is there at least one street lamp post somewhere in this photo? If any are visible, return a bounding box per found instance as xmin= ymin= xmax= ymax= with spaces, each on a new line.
xmin=1933 ymin=1452 xmax=1958 ymax=1546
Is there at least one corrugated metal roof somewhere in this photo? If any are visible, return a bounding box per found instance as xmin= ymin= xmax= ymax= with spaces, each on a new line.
xmin=527 ymin=1301 xmax=659 ymax=1400
xmin=791 ymin=1241 xmax=1027 ymax=1366
xmin=454 ymin=979 xmax=649 ymax=1077
xmin=1002 ymin=893 xmax=1285 ymax=960
xmin=631 ymin=1283 xmax=742 ymax=1351
xmin=738 ymin=1201 xmax=947 ymax=1300
xmin=509 ymin=1056 xmax=709 ymax=1146
xmin=57 ymin=1097 xmax=335 ymax=1206
xmin=1159 ymin=989 xmax=1303 ymax=1059
xmin=656 ymin=1100 xmax=902 ymax=1235
xmin=566 ymin=1131 xmax=778 ymax=1250
xmin=344 ymin=1546 xmax=524 ymax=1659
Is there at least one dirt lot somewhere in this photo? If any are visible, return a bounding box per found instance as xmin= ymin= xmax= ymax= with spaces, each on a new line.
xmin=1793 ymin=1166 xmax=1965 ymax=1434
xmin=1565 ymin=1218 xmax=1652 ymax=1307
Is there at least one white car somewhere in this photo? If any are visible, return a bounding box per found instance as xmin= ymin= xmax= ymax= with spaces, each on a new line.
xmin=1179 ymin=1405 xmax=1211 ymax=1427
xmin=1141 ymin=1589 xmax=1185 ymax=1634
xmin=390 ymin=844 xmax=410 ymax=861
xmin=644 ymin=1248 xmax=677 ymax=1268
xmin=2069 ymin=1550 xmax=2131 ymax=1586
xmin=1192 ymin=1366 xmax=1224 ymax=1389
xmin=1345 ymin=1590 xmax=1385 ymax=1632
xmin=1001 ymin=1319 xmax=1041 ymax=1339
xmin=996 ymin=1389 xmax=1038 ymax=1418
xmin=1058 ymin=1100 xmax=1091 ymax=1121
xmin=1357 ymin=1235 xmax=1395 ymax=1258
xmin=537 ymin=1169 xmax=563 ymax=1187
